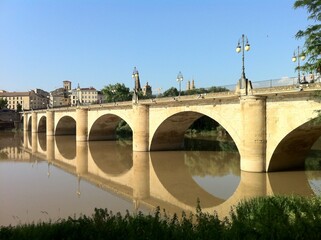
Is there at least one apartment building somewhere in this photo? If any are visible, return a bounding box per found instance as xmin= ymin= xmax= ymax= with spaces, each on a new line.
xmin=0 ymin=89 xmax=49 ymax=111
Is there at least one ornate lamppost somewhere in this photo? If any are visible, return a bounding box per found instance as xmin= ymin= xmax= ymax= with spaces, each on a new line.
xmin=176 ymin=71 xmax=183 ymax=97
xmin=236 ymin=34 xmax=251 ymax=95
xmin=111 ymin=89 xmax=116 ymax=104
xmin=292 ymin=46 xmax=306 ymax=84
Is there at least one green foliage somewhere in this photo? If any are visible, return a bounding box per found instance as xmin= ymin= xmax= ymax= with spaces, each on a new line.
xmin=0 ymin=98 xmax=8 ymax=109
xmin=3 ymin=196 xmax=321 ymax=239
xmin=184 ymin=116 xmax=237 ymax=152
xmin=207 ymin=86 xmax=229 ymax=93
xmin=179 ymin=86 xmax=229 ymax=96
xmin=101 ymin=83 xmax=132 ymax=103
xmin=16 ymin=103 xmax=22 ymax=112
xmin=188 ymin=116 xmax=219 ymax=131
xmin=294 ymin=0 xmax=321 ymax=73
xmin=116 ymin=120 xmax=132 ymax=139
xmin=227 ymin=195 xmax=321 ymax=239
xmin=162 ymin=87 xmax=179 ymax=97
xmin=305 ymin=150 xmax=321 ymax=171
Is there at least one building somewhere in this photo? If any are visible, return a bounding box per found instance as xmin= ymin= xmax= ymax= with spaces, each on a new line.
xmin=0 ymin=89 xmax=49 ymax=111
xmin=142 ymin=82 xmax=152 ymax=96
xmin=70 ymin=84 xmax=103 ymax=106
xmin=50 ymin=81 xmax=103 ymax=107
xmin=186 ymin=79 xmax=195 ymax=91
xmin=49 ymin=80 xmax=71 ymax=108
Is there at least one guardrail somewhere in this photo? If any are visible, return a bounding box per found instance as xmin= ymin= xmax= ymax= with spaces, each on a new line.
xmin=217 ymin=76 xmax=320 ymax=91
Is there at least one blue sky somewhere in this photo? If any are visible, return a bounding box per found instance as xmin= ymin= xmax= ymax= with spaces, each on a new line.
xmin=0 ymin=0 xmax=309 ymax=92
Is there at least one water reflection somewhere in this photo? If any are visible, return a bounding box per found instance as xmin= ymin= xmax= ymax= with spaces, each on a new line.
xmin=55 ymin=135 xmax=76 ymax=160
xmin=0 ymin=132 xmax=321 ymax=226
xmin=151 ymin=151 xmax=232 ymax=208
xmin=89 ymin=140 xmax=132 ymax=176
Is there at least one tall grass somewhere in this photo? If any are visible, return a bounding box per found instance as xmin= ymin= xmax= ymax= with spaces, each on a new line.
xmin=1 ymin=196 xmax=321 ymax=240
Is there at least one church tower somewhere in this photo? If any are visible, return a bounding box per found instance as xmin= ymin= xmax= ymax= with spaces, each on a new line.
xmin=63 ymin=80 xmax=71 ymax=91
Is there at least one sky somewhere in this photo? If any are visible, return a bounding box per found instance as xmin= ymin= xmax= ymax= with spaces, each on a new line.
xmin=0 ymin=0 xmax=310 ymax=93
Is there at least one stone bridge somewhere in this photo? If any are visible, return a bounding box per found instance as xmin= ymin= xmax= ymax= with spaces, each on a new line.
xmin=23 ymin=84 xmax=321 ymax=172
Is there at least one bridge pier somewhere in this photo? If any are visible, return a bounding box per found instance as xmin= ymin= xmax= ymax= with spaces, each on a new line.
xmin=46 ymin=111 xmax=55 ymax=136
xmin=31 ymin=112 xmax=37 ymax=133
xmin=47 ymin=135 xmax=55 ymax=162
xmin=76 ymin=108 xmax=88 ymax=141
xmin=76 ymin=141 xmax=88 ymax=175
xmin=133 ymin=152 xmax=150 ymax=210
xmin=23 ymin=113 xmax=28 ymax=131
xmin=133 ymin=105 xmax=149 ymax=151
xmin=32 ymin=133 xmax=38 ymax=153
xmin=240 ymin=96 xmax=267 ymax=172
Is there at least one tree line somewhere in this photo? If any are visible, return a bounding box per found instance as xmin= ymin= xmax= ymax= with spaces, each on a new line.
xmin=100 ymin=83 xmax=229 ymax=103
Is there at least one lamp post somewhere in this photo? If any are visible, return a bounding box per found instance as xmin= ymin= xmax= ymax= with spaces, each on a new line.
xmin=111 ymin=89 xmax=116 ymax=103
xmin=292 ymin=46 xmax=306 ymax=84
xmin=236 ymin=34 xmax=250 ymax=84
xmin=157 ymin=88 xmax=162 ymax=97
xmin=176 ymin=71 xmax=183 ymax=97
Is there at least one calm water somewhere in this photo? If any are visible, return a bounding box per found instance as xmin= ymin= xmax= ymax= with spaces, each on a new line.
xmin=1 ymin=131 xmax=321 ymax=226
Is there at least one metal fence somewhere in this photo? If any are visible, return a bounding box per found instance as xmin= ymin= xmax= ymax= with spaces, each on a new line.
xmin=217 ymin=75 xmax=321 ymax=92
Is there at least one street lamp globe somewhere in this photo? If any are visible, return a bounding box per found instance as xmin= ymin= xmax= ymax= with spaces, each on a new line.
xmin=236 ymin=44 xmax=241 ymax=53
xmin=291 ymin=46 xmax=306 ymax=84
xmin=176 ymin=71 xmax=183 ymax=97
xmin=245 ymin=42 xmax=250 ymax=51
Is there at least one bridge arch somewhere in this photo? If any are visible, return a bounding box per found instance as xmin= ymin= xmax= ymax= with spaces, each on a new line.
xmin=268 ymin=118 xmax=321 ymax=171
xmin=38 ymin=116 xmax=46 ymax=133
xmin=88 ymin=113 xmax=132 ymax=141
xmin=150 ymin=110 xmax=241 ymax=152
xmin=55 ymin=116 xmax=76 ymax=135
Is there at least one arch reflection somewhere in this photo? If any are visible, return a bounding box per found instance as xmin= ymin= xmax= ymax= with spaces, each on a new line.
xmin=150 ymin=151 xmax=240 ymax=208
xmin=16 ymin=133 xmax=321 ymax=218
xmin=55 ymin=135 xmax=76 ymax=160
xmin=38 ymin=132 xmax=47 ymax=152
xmin=89 ymin=140 xmax=132 ymax=176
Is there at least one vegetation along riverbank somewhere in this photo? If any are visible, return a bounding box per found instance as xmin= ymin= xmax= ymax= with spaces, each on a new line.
xmin=1 ymin=195 xmax=321 ymax=240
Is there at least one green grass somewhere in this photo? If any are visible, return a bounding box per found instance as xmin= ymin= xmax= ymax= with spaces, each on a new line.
xmin=1 ymin=196 xmax=321 ymax=240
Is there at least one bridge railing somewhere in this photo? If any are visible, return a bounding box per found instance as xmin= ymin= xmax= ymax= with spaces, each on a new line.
xmin=218 ymin=75 xmax=321 ymax=91
xmin=218 ymin=77 xmax=297 ymax=91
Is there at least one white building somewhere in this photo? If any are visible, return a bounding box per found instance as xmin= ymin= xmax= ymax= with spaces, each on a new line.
xmin=70 ymin=84 xmax=103 ymax=106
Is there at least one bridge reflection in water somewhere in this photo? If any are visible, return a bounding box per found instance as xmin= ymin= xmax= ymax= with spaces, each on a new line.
xmin=0 ymin=132 xmax=320 ymax=226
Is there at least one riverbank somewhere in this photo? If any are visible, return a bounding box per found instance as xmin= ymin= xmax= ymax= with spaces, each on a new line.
xmin=1 ymin=195 xmax=320 ymax=239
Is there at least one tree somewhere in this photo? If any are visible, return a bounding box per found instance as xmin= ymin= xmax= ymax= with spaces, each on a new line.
xmin=0 ymin=98 xmax=8 ymax=109
xmin=16 ymin=103 xmax=22 ymax=112
xmin=101 ymin=83 xmax=132 ymax=103
xmin=162 ymin=87 xmax=179 ymax=97
xmin=294 ymin=0 xmax=321 ymax=73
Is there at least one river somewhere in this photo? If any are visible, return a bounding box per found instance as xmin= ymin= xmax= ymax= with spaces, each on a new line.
xmin=1 ymin=131 xmax=321 ymax=226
